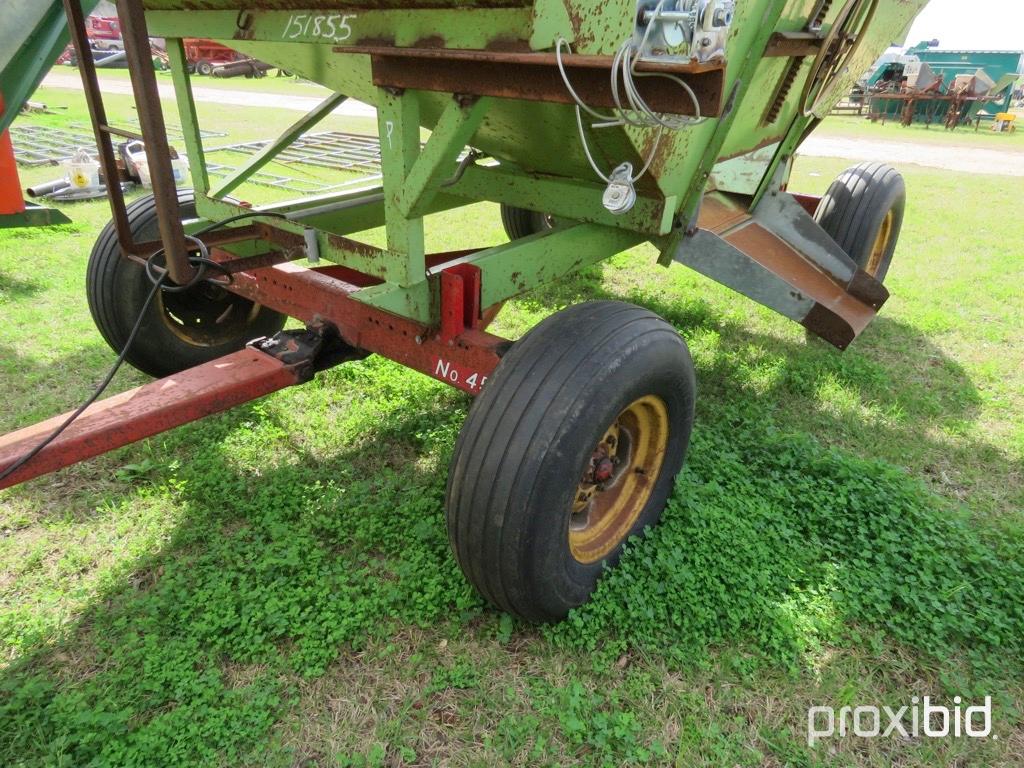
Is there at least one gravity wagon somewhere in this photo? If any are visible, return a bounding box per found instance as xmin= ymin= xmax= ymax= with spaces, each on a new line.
xmin=0 ymin=0 xmax=927 ymax=620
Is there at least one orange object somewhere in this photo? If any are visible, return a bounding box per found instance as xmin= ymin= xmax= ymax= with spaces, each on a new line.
xmin=0 ymin=96 xmax=27 ymax=216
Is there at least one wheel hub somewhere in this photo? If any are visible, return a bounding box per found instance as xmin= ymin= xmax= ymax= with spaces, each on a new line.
xmin=159 ymin=282 xmax=264 ymax=348
xmin=569 ymin=395 xmax=669 ymax=564
xmin=866 ymin=209 xmax=894 ymax=277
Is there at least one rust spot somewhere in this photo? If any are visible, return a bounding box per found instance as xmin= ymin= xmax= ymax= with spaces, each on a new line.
xmin=482 ymin=36 xmax=532 ymax=53
xmin=327 ymin=233 xmax=386 ymax=261
xmin=366 ymin=52 xmax=724 ymax=115
xmin=352 ymin=36 xmax=396 ymax=49
xmin=562 ymin=0 xmax=584 ymax=42
xmin=410 ymin=35 xmax=446 ymax=49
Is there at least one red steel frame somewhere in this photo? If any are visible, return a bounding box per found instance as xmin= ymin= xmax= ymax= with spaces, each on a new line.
xmin=0 ymin=349 xmax=302 ymax=489
xmin=0 ymin=243 xmax=509 ymax=489
xmin=211 ymin=251 xmax=508 ymax=394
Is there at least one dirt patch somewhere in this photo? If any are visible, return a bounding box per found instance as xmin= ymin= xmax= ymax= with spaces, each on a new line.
xmin=799 ymin=135 xmax=1024 ymax=177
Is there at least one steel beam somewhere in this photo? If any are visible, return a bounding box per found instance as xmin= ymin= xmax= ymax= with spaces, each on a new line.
xmin=399 ymin=95 xmax=490 ymax=217
xmin=667 ymin=194 xmax=885 ymax=350
xmin=366 ymin=50 xmax=724 ymax=117
xmin=116 ymin=0 xmax=195 ymax=284
xmin=166 ymin=38 xmax=211 ymax=196
xmin=440 ymin=163 xmax=675 ymax=235
xmin=211 ymin=256 xmax=508 ymax=395
xmin=0 ymin=348 xmax=302 ymax=490
xmin=376 ymin=87 xmax=425 ymax=288
xmin=62 ymin=0 xmax=133 ymax=255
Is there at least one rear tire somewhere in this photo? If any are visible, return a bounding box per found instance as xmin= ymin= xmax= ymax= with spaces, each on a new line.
xmin=86 ymin=190 xmax=286 ymax=378
xmin=446 ymin=301 xmax=696 ymax=621
xmin=814 ymin=162 xmax=906 ymax=281
xmin=195 ymin=59 xmax=213 ymax=76
xmin=499 ymin=204 xmax=554 ymax=241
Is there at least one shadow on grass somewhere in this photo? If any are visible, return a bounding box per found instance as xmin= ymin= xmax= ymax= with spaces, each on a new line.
xmin=1 ymin=268 xmax=1021 ymax=765
xmin=0 ymin=387 xmax=478 ymax=766
xmin=0 ymin=272 xmax=45 ymax=304
xmin=523 ymin=262 xmax=985 ymax=445
xmin=520 ymin=263 xmax=1023 ymax=515
xmin=0 ymin=338 xmax=154 ymax=454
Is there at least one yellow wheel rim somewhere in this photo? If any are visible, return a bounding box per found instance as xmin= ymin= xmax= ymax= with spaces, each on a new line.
xmin=569 ymin=395 xmax=669 ymax=564
xmin=866 ymin=209 xmax=894 ymax=277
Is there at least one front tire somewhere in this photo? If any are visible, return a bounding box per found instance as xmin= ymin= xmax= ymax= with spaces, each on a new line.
xmin=446 ymin=301 xmax=696 ymax=621
xmin=86 ymin=190 xmax=286 ymax=378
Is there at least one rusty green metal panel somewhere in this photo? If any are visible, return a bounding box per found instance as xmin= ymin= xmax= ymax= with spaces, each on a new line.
xmin=0 ymin=203 xmax=71 ymax=229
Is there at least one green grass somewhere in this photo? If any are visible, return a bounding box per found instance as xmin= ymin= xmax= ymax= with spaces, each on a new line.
xmin=1 ymin=96 xmax=1023 ymax=766
xmin=817 ymin=115 xmax=1024 ymax=150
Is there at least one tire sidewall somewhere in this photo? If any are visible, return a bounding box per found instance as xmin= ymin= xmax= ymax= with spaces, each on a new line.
xmin=846 ymin=182 xmax=905 ymax=282
xmin=816 ymin=164 xmax=906 ymax=283
xmin=88 ymin=192 xmax=285 ymax=378
xmin=516 ymin=330 xmax=695 ymax=618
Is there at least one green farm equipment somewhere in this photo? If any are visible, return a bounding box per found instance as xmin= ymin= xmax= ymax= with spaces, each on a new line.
xmin=0 ymin=0 xmax=928 ymax=620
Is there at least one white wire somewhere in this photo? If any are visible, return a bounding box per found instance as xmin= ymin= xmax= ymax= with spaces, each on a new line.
xmin=554 ymin=37 xmax=620 ymax=124
xmin=555 ymin=30 xmax=705 ymax=187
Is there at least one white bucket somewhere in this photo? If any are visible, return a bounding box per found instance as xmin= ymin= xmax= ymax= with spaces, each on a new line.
xmin=136 ymin=154 xmax=190 ymax=188
xmin=125 ymin=141 xmax=190 ymax=188
xmin=64 ymin=148 xmax=100 ymax=190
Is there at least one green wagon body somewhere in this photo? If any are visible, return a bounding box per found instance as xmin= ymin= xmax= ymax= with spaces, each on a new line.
xmin=129 ymin=0 xmax=928 ymax=330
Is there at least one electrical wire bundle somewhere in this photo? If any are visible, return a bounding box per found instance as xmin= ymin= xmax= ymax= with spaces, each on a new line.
xmin=555 ymin=1 xmax=705 ymax=188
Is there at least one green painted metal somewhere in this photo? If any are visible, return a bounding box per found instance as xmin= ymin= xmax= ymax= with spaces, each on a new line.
xmin=376 ymin=87 xmax=426 ymax=289
xmin=166 ymin=39 xmax=211 ymax=196
xmin=399 ymin=96 xmax=491 ymax=217
xmin=0 ymin=203 xmax=72 ymax=229
xmin=442 ymin=164 xmax=675 ymax=235
xmin=136 ymin=0 xmax=930 ymax=328
xmin=869 ymin=46 xmax=1023 ymax=123
xmin=1 ymin=0 xmax=101 ymax=135
xmin=908 ymin=45 xmax=1023 ymax=102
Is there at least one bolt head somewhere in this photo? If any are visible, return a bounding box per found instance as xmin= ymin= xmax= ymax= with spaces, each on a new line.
xmin=593 ymin=457 xmax=615 ymax=483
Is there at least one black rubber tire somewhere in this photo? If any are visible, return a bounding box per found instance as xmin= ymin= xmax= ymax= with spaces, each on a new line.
xmin=86 ymin=190 xmax=286 ymax=378
xmin=814 ymin=162 xmax=906 ymax=282
xmin=499 ymin=204 xmax=554 ymax=241
xmin=446 ymin=301 xmax=696 ymax=622
xmin=195 ymin=60 xmax=213 ymax=76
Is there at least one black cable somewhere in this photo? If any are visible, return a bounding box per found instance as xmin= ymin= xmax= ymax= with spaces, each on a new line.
xmin=0 ymin=209 xmax=282 ymax=485
xmin=0 ymin=274 xmax=165 ymax=484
